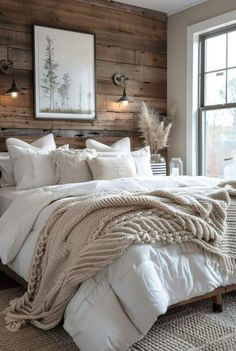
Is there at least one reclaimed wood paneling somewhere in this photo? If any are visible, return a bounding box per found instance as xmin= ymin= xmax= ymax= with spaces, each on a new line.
xmin=0 ymin=0 xmax=167 ymax=147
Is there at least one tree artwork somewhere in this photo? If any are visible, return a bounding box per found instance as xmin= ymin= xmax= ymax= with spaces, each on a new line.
xmin=78 ymin=84 xmax=84 ymax=112
xmin=58 ymin=73 xmax=71 ymax=111
xmin=63 ymin=73 xmax=71 ymax=110
xmin=41 ymin=36 xmax=59 ymax=110
xmin=58 ymin=84 xmax=66 ymax=110
xmin=87 ymin=92 xmax=91 ymax=113
xmin=35 ymin=25 xmax=95 ymax=119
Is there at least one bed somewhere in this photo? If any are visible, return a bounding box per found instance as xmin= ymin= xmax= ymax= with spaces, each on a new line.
xmin=0 ymin=186 xmax=24 ymax=216
xmin=0 ymin=134 xmax=236 ymax=351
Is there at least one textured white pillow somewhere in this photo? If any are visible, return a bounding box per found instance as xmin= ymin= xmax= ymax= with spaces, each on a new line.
xmin=51 ymin=148 xmax=96 ymax=184
xmin=86 ymin=137 xmax=131 ymax=153
xmin=0 ymin=153 xmax=15 ymax=187
xmin=87 ymin=156 xmax=137 ymax=180
xmin=7 ymin=134 xmax=57 ymax=190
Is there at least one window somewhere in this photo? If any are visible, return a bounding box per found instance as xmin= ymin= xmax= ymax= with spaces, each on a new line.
xmin=199 ymin=26 xmax=236 ymax=178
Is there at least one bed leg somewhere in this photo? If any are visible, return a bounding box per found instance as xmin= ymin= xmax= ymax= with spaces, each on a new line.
xmin=212 ymin=294 xmax=223 ymax=313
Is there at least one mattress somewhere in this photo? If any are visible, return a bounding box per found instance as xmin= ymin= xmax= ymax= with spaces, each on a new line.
xmin=0 ymin=186 xmax=23 ymax=216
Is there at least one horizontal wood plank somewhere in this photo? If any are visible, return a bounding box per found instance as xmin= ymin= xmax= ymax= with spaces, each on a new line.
xmin=64 ymin=0 xmax=167 ymax=22
xmin=0 ymin=0 xmax=167 ymax=149
xmin=96 ymin=60 xmax=167 ymax=84
xmin=8 ymin=47 xmax=32 ymax=70
xmin=0 ymin=129 xmax=143 ymax=151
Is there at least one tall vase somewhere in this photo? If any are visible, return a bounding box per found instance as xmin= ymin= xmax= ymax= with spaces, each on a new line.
xmin=150 ymin=153 xmax=167 ymax=176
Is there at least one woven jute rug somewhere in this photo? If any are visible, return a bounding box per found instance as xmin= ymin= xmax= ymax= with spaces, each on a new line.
xmin=1 ymin=287 xmax=236 ymax=351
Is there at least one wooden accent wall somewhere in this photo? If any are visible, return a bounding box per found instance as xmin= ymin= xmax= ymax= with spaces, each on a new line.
xmin=0 ymin=0 xmax=167 ymax=147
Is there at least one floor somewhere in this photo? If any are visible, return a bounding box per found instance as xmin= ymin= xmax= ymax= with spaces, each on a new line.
xmin=1 ymin=270 xmax=236 ymax=350
xmin=0 ymin=271 xmax=19 ymax=290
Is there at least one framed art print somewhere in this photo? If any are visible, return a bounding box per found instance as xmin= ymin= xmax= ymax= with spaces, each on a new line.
xmin=34 ymin=25 xmax=96 ymax=120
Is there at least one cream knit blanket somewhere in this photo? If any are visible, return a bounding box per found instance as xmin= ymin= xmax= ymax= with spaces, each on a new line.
xmin=4 ymin=184 xmax=236 ymax=332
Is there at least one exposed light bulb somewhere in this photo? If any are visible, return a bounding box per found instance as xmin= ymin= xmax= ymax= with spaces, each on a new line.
xmin=11 ymin=92 xmax=18 ymax=98
xmin=121 ymin=100 xmax=128 ymax=106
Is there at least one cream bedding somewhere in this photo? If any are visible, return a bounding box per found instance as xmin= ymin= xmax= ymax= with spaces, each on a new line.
xmin=0 ymin=186 xmax=24 ymax=216
xmin=1 ymin=176 xmax=234 ymax=351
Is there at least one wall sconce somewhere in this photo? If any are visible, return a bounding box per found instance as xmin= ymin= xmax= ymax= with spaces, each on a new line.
xmin=112 ymin=72 xmax=133 ymax=105
xmin=0 ymin=59 xmax=25 ymax=98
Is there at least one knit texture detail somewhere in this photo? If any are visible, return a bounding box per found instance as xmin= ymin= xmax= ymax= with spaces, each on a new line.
xmin=4 ymin=184 xmax=236 ymax=332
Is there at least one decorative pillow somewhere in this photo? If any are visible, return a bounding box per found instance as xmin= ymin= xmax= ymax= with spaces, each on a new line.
xmin=7 ymin=134 xmax=57 ymax=190
xmin=87 ymin=156 xmax=137 ymax=180
xmin=1 ymin=134 xmax=56 ymax=187
xmin=51 ymin=148 xmax=96 ymax=184
xmin=95 ymin=146 xmax=153 ymax=177
xmin=86 ymin=137 xmax=131 ymax=153
xmin=6 ymin=133 xmax=56 ymax=151
xmin=0 ymin=153 xmax=15 ymax=187
xmin=131 ymin=146 xmax=153 ymax=177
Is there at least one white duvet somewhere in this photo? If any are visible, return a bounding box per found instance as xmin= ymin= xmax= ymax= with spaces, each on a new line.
xmin=0 ymin=176 xmax=235 ymax=351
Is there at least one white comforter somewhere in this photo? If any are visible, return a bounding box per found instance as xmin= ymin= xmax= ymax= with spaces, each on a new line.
xmin=0 ymin=176 xmax=235 ymax=351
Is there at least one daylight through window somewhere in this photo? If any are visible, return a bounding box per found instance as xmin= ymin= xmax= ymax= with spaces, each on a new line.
xmin=199 ymin=26 xmax=236 ymax=178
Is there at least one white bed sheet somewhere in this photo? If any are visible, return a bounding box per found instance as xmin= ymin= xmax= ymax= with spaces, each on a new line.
xmin=0 ymin=186 xmax=25 ymax=216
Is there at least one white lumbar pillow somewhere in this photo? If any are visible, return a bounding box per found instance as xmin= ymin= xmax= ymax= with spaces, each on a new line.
xmin=94 ymin=146 xmax=153 ymax=177
xmin=7 ymin=134 xmax=57 ymax=190
xmin=86 ymin=137 xmax=131 ymax=153
xmin=87 ymin=156 xmax=137 ymax=180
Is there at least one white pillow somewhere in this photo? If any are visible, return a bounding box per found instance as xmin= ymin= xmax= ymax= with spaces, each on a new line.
xmin=95 ymin=146 xmax=153 ymax=177
xmin=87 ymin=156 xmax=137 ymax=180
xmin=0 ymin=134 xmax=57 ymax=187
xmin=0 ymin=153 xmax=15 ymax=187
xmin=131 ymin=146 xmax=153 ymax=177
xmin=6 ymin=133 xmax=56 ymax=151
xmin=86 ymin=137 xmax=131 ymax=153
xmin=7 ymin=134 xmax=57 ymax=190
xmin=51 ymin=148 xmax=96 ymax=184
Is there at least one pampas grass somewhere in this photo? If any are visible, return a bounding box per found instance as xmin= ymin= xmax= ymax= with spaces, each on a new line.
xmin=138 ymin=102 xmax=173 ymax=154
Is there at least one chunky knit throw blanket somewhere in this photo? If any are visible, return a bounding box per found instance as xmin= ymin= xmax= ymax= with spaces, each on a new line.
xmin=4 ymin=183 xmax=236 ymax=332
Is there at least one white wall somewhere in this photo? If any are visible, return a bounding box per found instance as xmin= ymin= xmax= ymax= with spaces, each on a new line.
xmin=168 ymin=0 xmax=236 ymax=173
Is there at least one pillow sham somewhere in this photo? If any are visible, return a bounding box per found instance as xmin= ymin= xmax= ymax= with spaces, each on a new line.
xmin=51 ymin=148 xmax=96 ymax=184
xmin=6 ymin=133 xmax=56 ymax=151
xmin=86 ymin=137 xmax=131 ymax=153
xmin=7 ymin=134 xmax=57 ymax=190
xmin=87 ymin=156 xmax=137 ymax=180
xmin=1 ymin=134 xmax=57 ymax=188
xmin=7 ymin=146 xmax=56 ymax=190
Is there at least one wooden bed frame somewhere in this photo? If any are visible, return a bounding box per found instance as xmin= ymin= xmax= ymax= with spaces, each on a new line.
xmin=1 ymin=261 xmax=235 ymax=313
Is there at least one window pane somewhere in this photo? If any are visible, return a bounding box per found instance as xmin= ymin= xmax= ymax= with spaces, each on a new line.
xmin=227 ymin=68 xmax=236 ymax=103
xmin=204 ymin=71 xmax=226 ymax=105
xmin=205 ymin=109 xmax=236 ymax=178
xmin=205 ymin=34 xmax=226 ymax=72
xmin=228 ymin=30 xmax=236 ymax=68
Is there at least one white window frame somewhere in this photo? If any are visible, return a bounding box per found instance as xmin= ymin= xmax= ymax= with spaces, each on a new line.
xmin=186 ymin=9 xmax=236 ymax=175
